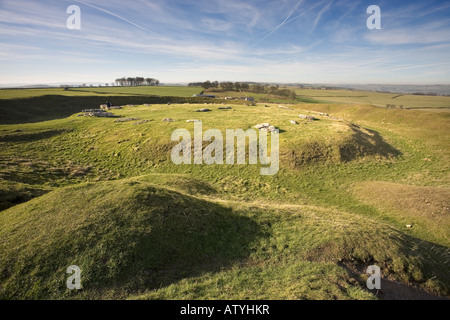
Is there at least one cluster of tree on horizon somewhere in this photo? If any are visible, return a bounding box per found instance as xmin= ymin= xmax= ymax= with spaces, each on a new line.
xmin=115 ymin=77 xmax=160 ymax=87
xmin=189 ymin=81 xmax=297 ymax=99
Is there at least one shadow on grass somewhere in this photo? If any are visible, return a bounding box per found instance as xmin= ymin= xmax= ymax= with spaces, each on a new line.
xmin=339 ymin=124 xmax=402 ymax=162
xmin=0 ymin=183 xmax=268 ymax=299
xmin=115 ymin=191 xmax=267 ymax=293
xmin=0 ymin=95 xmax=219 ymax=124
xmin=0 ymin=129 xmax=68 ymax=142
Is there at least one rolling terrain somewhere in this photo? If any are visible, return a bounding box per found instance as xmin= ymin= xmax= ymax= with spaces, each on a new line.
xmin=0 ymin=87 xmax=449 ymax=300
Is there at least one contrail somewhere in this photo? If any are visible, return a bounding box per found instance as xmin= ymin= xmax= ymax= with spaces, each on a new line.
xmin=253 ymin=0 xmax=305 ymax=46
xmin=73 ymin=0 xmax=154 ymax=33
xmin=284 ymin=0 xmax=327 ymax=24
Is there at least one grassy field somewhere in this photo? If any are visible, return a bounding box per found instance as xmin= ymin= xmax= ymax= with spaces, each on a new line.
xmin=0 ymin=87 xmax=449 ymax=300
xmin=292 ymin=88 xmax=450 ymax=110
xmin=0 ymin=86 xmax=202 ymax=99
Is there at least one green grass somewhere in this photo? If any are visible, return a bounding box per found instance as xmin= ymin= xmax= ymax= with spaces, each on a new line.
xmin=1 ymin=177 xmax=448 ymax=299
xmin=0 ymin=87 xmax=449 ymax=299
xmin=293 ymin=88 xmax=450 ymax=110
xmin=0 ymin=86 xmax=202 ymax=99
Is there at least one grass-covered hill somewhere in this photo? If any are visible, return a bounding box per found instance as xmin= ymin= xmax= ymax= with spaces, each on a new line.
xmin=0 ymin=88 xmax=449 ymax=299
xmin=1 ymin=175 xmax=448 ymax=300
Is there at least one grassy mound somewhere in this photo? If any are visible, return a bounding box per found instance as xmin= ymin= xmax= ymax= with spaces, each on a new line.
xmin=0 ymin=178 xmax=261 ymax=299
xmin=1 ymin=177 xmax=448 ymax=300
xmin=281 ymin=121 xmax=401 ymax=167
xmin=132 ymin=202 xmax=450 ymax=299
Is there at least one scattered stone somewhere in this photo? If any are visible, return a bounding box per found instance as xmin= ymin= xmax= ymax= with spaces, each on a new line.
xmin=253 ymin=123 xmax=277 ymax=132
xmin=114 ymin=117 xmax=140 ymax=122
xmin=319 ymin=112 xmax=329 ymax=116
xmin=289 ymin=120 xmax=298 ymax=124
xmin=278 ymin=105 xmax=293 ymax=110
xmin=264 ymin=105 xmax=271 ymax=108
xmin=167 ymin=102 xmax=171 ymax=105
xmin=162 ymin=117 xmax=175 ymax=122
xmin=143 ymin=104 xmax=151 ymax=106
xmin=83 ymin=111 xmax=117 ymax=118
xmin=186 ymin=119 xmax=200 ymax=122
xmin=110 ymin=106 xmax=123 ymax=109
xmin=82 ymin=109 xmax=104 ymax=113
xmin=100 ymin=104 xmax=109 ymax=110
xmin=127 ymin=104 xmax=136 ymax=107
xmin=299 ymin=114 xmax=317 ymax=120
xmin=218 ymin=106 xmax=232 ymax=110
xmin=133 ymin=120 xmax=151 ymax=125
xmin=194 ymin=108 xmax=211 ymax=112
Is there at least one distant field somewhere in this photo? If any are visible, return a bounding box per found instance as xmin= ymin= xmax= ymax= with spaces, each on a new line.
xmin=209 ymin=90 xmax=321 ymax=104
xmin=293 ymin=88 xmax=450 ymax=110
xmin=0 ymin=86 xmax=202 ymax=99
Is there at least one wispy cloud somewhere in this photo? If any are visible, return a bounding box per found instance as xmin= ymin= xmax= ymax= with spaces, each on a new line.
xmin=310 ymin=0 xmax=334 ymax=34
xmin=365 ymin=20 xmax=450 ymax=45
xmin=253 ymin=0 xmax=305 ymax=46
xmin=1 ymin=0 xmax=450 ymax=85
xmin=73 ymin=0 xmax=154 ymax=33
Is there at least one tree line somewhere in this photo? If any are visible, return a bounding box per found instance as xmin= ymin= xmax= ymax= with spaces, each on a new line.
xmin=115 ymin=77 xmax=160 ymax=87
xmin=188 ymin=81 xmax=297 ymax=99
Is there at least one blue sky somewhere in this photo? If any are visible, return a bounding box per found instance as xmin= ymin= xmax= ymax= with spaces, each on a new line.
xmin=1 ymin=0 xmax=450 ymax=85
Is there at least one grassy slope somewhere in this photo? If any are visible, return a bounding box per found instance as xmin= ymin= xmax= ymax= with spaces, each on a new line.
xmin=1 ymin=176 xmax=448 ymax=299
xmin=0 ymin=88 xmax=449 ymax=299
xmin=0 ymin=86 xmax=204 ymax=125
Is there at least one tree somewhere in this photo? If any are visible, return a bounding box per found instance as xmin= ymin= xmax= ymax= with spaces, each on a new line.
xmin=136 ymin=77 xmax=145 ymax=86
xmin=220 ymin=81 xmax=234 ymax=91
xmin=202 ymin=80 xmax=212 ymax=89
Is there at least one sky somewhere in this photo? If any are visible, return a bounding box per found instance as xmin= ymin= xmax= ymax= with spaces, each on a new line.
xmin=1 ymin=0 xmax=450 ymax=85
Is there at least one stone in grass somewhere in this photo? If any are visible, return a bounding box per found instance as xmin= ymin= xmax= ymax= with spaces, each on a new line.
xmin=133 ymin=120 xmax=151 ymax=125
xmin=114 ymin=117 xmax=140 ymax=122
xmin=162 ymin=117 xmax=175 ymax=122
xmin=299 ymin=114 xmax=317 ymax=121
xmin=82 ymin=109 xmax=104 ymax=113
xmin=186 ymin=119 xmax=200 ymax=122
xmin=194 ymin=108 xmax=211 ymax=112
xmin=278 ymin=105 xmax=293 ymax=110
xmin=218 ymin=106 xmax=232 ymax=110
xmin=290 ymin=120 xmax=298 ymax=124
xmin=253 ymin=123 xmax=277 ymax=132
xmin=84 ymin=111 xmax=117 ymax=118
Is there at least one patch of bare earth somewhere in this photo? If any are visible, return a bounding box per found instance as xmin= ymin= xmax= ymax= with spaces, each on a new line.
xmin=353 ymin=181 xmax=450 ymax=246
